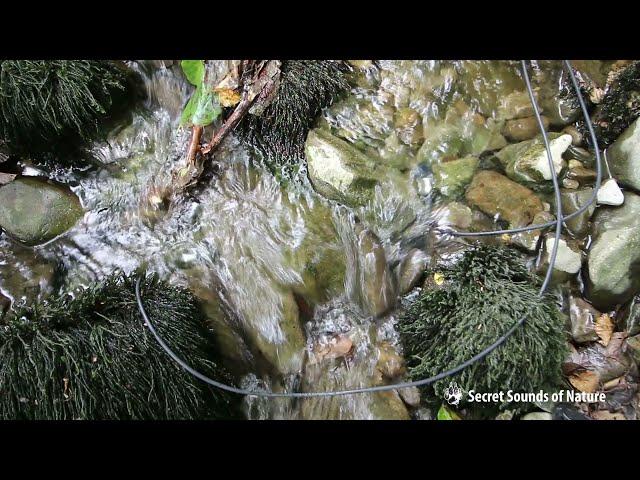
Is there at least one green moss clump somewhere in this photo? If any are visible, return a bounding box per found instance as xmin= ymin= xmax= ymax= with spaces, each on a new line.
xmin=0 ymin=60 xmax=132 ymax=152
xmin=0 ymin=273 xmax=239 ymax=420
xmin=236 ymin=60 xmax=351 ymax=179
xmin=579 ymin=61 xmax=640 ymax=147
xmin=398 ymin=244 xmax=567 ymax=411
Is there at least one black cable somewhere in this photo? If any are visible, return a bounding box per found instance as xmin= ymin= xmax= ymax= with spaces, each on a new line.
xmin=136 ymin=60 xmax=602 ymax=398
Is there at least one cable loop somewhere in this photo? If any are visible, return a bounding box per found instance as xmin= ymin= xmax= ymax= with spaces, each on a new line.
xmin=136 ymin=60 xmax=602 ymax=398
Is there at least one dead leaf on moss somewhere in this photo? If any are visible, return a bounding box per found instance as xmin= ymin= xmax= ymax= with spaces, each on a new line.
xmin=214 ymin=88 xmax=242 ymax=108
xmin=569 ymin=370 xmax=600 ymax=393
xmin=595 ymin=313 xmax=614 ymax=346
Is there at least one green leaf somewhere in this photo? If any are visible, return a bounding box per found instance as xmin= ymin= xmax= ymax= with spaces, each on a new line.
xmin=180 ymin=87 xmax=222 ymax=127
xmin=192 ymin=89 xmax=221 ymax=126
xmin=437 ymin=404 xmax=461 ymax=420
xmin=180 ymin=88 xmax=200 ymax=126
xmin=181 ymin=60 xmax=205 ymax=86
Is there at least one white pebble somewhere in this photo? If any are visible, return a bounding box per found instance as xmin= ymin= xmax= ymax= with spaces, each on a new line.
xmin=597 ymin=178 xmax=624 ymax=206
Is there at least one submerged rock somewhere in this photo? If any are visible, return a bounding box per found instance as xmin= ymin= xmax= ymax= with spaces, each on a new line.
xmin=355 ymin=226 xmax=397 ymax=317
xmin=606 ymin=118 xmax=640 ymax=191
xmin=436 ymin=201 xmax=473 ymax=230
xmin=305 ymin=128 xmax=382 ymax=207
xmin=511 ymin=211 xmax=554 ymax=252
xmin=432 ymin=156 xmax=479 ymax=198
xmin=502 ymin=115 xmax=550 ymax=142
xmin=398 ymin=248 xmax=429 ymax=294
xmin=0 ymin=177 xmax=83 ymax=246
xmin=586 ymin=192 xmax=640 ymax=309
xmin=250 ymin=289 xmax=307 ymax=375
xmin=496 ymin=134 xmax=571 ymax=184
xmin=416 ymin=123 xmax=465 ymax=166
xmin=496 ymin=90 xmax=535 ymax=120
xmin=557 ymin=188 xmax=595 ymax=237
xmin=465 ymin=170 xmax=544 ymax=227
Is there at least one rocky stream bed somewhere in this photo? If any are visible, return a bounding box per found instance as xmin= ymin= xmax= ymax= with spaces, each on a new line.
xmin=1 ymin=60 xmax=639 ymax=420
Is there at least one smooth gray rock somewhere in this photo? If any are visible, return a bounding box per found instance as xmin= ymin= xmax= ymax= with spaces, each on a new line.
xmin=586 ymin=192 xmax=640 ymax=309
xmin=305 ymin=128 xmax=382 ymax=207
xmin=0 ymin=177 xmax=83 ymax=246
xmin=606 ymin=117 xmax=640 ymax=190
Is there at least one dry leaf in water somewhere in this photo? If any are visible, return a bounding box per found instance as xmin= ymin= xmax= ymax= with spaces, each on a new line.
xmin=569 ymin=370 xmax=600 ymax=393
xmin=313 ymin=334 xmax=353 ymax=361
xmin=595 ymin=313 xmax=614 ymax=346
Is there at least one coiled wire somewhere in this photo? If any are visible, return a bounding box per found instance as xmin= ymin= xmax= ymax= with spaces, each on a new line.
xmin=136 ymin=60 xmax=602 ymax=398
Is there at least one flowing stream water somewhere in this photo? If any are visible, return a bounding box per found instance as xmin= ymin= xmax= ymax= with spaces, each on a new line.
xmin=0 ymin=60 xmax=607 ymax=419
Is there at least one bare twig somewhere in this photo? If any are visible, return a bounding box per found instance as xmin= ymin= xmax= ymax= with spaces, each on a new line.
xmin=186 ymin=125 xmax=203 ymax=165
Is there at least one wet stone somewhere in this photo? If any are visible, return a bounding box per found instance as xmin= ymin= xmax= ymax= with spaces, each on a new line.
xmin=305 ymin=128 xmax=382 ymax=207
xmin=397 ymin=248 xmax=428 ymax=294
xmin=569 ymin=295 xmax=601 ymax=344
xmin=496 ymin=133 xmax=571 ymax=184
xmin=543 ymin=237 xmax=582 ymax=276
xmin=355 ymin=226 xmax=397 ymax=317
xmin=432 ymin=156 xmax=479 ymax=198
xmin=607 ymin=118 xmax=640 ymax=190
xmin=465 ymin=170 xmax=544 ymax=227
xmin=556 ymin=188 xmax=595 ymax=237
xmin=586 ymin=192 xmax=640 ymax=309
xmin=0 ymin=177 xmax=83 ymax=246
xmin=502 ymin=115 xmax=550 ymax=142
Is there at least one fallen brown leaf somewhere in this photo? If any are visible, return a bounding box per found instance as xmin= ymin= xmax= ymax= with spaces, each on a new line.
xmin=569 ymin=370 xmax=600 ymax=393
xmin=215 ymin=88 xmax=242 ymax=108
xmin=313 ymin=334 xmax=353 ymax=361
xmin=595 ymin=313 xmax=614 ymax=346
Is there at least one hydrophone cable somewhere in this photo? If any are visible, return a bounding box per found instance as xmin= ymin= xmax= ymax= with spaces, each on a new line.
xmin=136 ymin=59 xmax=602 ymax=398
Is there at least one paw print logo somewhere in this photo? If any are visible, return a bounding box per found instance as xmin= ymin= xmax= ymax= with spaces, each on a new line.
xmin=444 ymin=381 xmax=463 ymax=406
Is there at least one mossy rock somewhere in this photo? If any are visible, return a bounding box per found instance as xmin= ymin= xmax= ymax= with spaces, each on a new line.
xmin=236 ymin=60 xmax=351 ymax=179
xmin=398 ymin=244 xmax=567 ymax=412
xmin=0 ymin=60 xmax=138 ymax=157
xmin=0 ymin=273 xmax=239 ymax=420
xmin=432 ymin=156 xmax=479 ymax=198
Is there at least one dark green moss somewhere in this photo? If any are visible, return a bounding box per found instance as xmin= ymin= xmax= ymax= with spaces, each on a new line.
xmin=0 ymin=272 xmax=239 ymax=420
xmin=0 ymin=60 xmax=136 ymax=155
xmin=398 ymin=244 xmax=567 ymax=411
xmin=579 ymin=61 xmax=640 ymax=147
xmin=236 ymin=60 xmax=351 ymax=179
